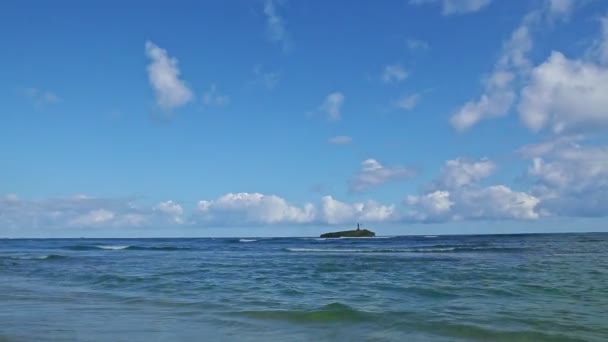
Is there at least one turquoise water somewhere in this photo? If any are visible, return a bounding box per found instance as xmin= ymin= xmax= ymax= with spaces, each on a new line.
xmin=1 ymin=234 xmax=607 ymax=341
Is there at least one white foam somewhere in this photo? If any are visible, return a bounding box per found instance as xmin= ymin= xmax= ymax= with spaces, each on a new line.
xmin=96 ymin=245 xmax=130 ymax=250
xmin=13 ymin=255 xmax=61 ymax=260
xmin=239 ymin=239 xmax=257 ymax=243
xmin=413 ymin=247 xmax=456 ymax=252
xmin=286 ymin=247 xmax=466 ymax=253
xmin=424 ymin=235 xmax=438 ymax=238
xmin=286 ymin=248 xmax=364 ymax=253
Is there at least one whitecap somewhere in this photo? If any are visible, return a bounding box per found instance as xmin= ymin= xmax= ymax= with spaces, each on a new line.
xmin=96 ymin=245 xmax=130 ymax=250
xmin=239 ymin=239 xmax=257 ymax=243
xmin=413 ymin=247 xmax=456 ymax=252
xmin=286 ymin=248 xmax=364 ymax=253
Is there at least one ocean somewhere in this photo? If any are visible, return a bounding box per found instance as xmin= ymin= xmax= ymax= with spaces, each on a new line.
xmin=1 ymin=233 xmax=607 ymax=341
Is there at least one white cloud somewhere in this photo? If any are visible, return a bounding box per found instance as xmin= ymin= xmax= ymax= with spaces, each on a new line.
xmin=202 ymin=84 xmax=230 ymax=107
xmin=145 ymin=41 xmax=193 ymax=111
xmin=69 ymin=209 xmax=115 ymax=227
xmin=450 ymin=1 xmax=578 ymax=131
xmin=196 ymin=193 xmax=315 ymax=225
xmin=350 ymin=159 xmax=416 ymax=192
xmin=154 ymin=200 xmax=184 ymax=224
xmin=395 ymin=93 xmax=420 ymax=111
xmin=519 ymin=52 xmax=608 ymax=134
xmin=319 ymin=196 xmax=398 ymax=225
xmin=194 ymin=194 xmax=399 ymax=226
xmin=406 ymin=157 xmax=539 ymax=222
xmin=382 ymin=64 xmax=408 ymax=84
xmin=450 ymin=23 xmax=531 ymax=130
xmin=264 ymin=0 xmax=291 ymax=51
xmin=433 ymin=158 xmax=496 ymax=189
xmin=328 ymin=136 xmax=353 ymax=145
xmin=409 ymin=0 xmax=493 ymax=16
xmin=518 ymin=135 xmax=584 ymax=159
xmin=524 ymin=142 xmax=608 ymax=217
xmin=547 ymin=0 xmax=574 ymax=19
xmin=406 ymin=191 xmax=454 ymax=221
xmin=406 ymin=38 xmax=430 ymax=51
xmin=407 ymin=187 xmax=540 ymax=222
xmin=0 ymin=195 xmax=157 ymax=230
xmin=456 ymin=185 xmax=540 ymax=220
xmin=320 ymin=92 xmax=345 ymax=121
xmin=24 ymin=87 xmax=61 ymax=105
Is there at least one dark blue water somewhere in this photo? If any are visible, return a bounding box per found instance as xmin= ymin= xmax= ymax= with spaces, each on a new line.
xmin=1 ymin=234 xmax=607 ymax=341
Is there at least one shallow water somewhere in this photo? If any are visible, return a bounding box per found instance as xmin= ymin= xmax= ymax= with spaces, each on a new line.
xmin=1 ymin=233 xmax=607 ymax=341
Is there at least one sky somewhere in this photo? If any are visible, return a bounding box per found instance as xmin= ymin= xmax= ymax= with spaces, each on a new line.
xmin=2 ymin=0 xmax=608 ymax=237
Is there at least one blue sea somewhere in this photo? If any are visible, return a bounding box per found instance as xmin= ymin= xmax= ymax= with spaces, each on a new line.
xmin=1 ymin=233 xmax=607 ymax=341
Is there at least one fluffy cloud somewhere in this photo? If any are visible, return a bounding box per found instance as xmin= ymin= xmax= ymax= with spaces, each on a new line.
xmin=406 ymin=191 xmax=453 ymax=222
xmin=523 ymin=140 xmax=608 ymax=217
xmin=193 ymin=193 xmax=399 ymax=226
xmin=320 ymin=92 xmax=345 ymax=121
xmin=69 ymin=209 xmax=115 ymax=226
xmin=350 ymin=159 xmax=416 ymax=192
xmin=145 ymin=41 xmax=194 ymax=111
xmin=202 ymin=84 xmax=230 ymax=107
xmin=395 ymin=93 xmax=420 ymax=111
xmin=409 ymin=0 xmax=493 ymax=15
xmin=450 ymin=1 xmax=579 ymax=131
xmin=382 ymin=64 xmax=408 ymax=84
xmin=547 ymin=0 xmax=574 ymax=19
xmin=264 ymin=0 xmax=291 ymax=51
xmin=0 ymin=195 xmax=152 ymax=230
xmin=516 ymin=13 xmax=608 ymax=135
xmin=319 ymin=196 xmax=398 ymax=224
xmin=450 ymin=24 xmax=530 ymax=130
xmin=328 ymin=135 xmax=353 ymax=145
xmin=432 ymin=158 xmax=496 ymax=189
xmin=406 ymin=158 xmax=540 ymax=222
xmin=454 ymin=185 xmax=540 ymax=220
xmin=154 ymin=200 xmax=184 ymax=224
xmin=196 ymin=193 xmax=315 ymax=225
xmin=519 ymin=52 xmax=608 ymax=134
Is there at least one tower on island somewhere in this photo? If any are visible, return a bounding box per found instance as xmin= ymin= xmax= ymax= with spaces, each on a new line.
xmin=319 ymin=222 xmax=375 ymax=238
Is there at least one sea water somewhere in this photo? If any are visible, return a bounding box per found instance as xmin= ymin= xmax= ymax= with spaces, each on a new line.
xmin=1 ymin=233 xmax=607 ymax=341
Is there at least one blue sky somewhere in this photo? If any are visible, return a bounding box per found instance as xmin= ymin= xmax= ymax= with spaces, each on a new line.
xmin=2 ymin=0 xmax=608 ymax=237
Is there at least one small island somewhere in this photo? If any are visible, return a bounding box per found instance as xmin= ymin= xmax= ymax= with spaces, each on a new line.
xmin=320 ymin=223 xmax=376 ymax=238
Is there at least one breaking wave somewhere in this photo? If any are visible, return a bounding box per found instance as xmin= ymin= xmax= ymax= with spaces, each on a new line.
xmin=64 ymin=245 xmax=193 ymax=251
xmin=285 ymin=246 xmax=524 ymax=253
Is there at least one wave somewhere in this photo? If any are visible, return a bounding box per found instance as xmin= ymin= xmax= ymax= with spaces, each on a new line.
xmin=64 ymin=245 xmax=192 ymax=251
xmin=4 ymin=254 xmax=67 ymax=261
xmin=285 ymin=246 xmax=524 ymax=254
xmin=241 ymin=302 xmax=369 ymax=323
xmin=287 ymin=248 xmax=364 ymax=253
xmin=96 ymin=245 xmax=130 ymax=250
xmin=424 ymin=235 xmax=438 ymax=238
xmin=126 ymin=246 xmax=193 ymax=251
xmin=239 ymin=239 xmax=257 ymax=243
